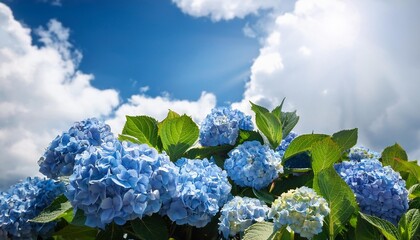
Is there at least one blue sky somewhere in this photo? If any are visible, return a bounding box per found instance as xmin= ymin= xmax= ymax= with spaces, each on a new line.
xmin=1 ymin=0 xmax=420 ymax=189
xmin=6 ymin=0 xmax=258 ymax=104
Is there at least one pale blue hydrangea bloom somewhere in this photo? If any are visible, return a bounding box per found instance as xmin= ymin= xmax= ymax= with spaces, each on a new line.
xmin=166 ymin=158 xmax=232 ymax=228
xmin=65 ymin=139 xmax=179 ymax=229
xmin=224 ymin=141 xmax=283 ymax=190
xmin=268 ymin=186 xmax=330 ymax=239
xmin=347 ymin=146 xmax=380 ymax=161
xmin=218 ymin=196 xmax=269 ymax=239
xmin=0 ymin=177 xmax=65 ymax=239
xmin=334 ymin=159 xmax=408 ymax=224
xmin=39 ymin=118 xmax=114 ymax=179
xmin=199 ymin=107 xmax=254 ymax=146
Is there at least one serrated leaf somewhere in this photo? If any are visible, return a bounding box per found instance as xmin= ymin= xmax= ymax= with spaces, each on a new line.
xmin=381 ymin=143 xmax=408 ymax=171
xmin=311 ymin=138 xmax=342 ymax=175
xmin=253 ymin=188 xmax=275 ymax=204
xmin=283 ymin=134 xmax=329 ymax=160
xmin=121 ymin=115 xmax=159 ymax=148
xmin=317 ymin=167 xmax=358 ymax=239
xmin=243 ymin=222 xmax=277 ymax=240
xmin=409 ymin=184 xmax=420 ymax=199
xmin=355 ymin=215 xmax=383 ymax=240
xmin=250 ymin=101 xmax=283 ymax=149
xmin=159 ymin=114 xmax=199 ymax=161
xmin=271 ymin=98 xmax=285 ymax=119
xmin=29 ymin=194 xmax=72 ymax=223
xmin=280 ymin=111 xmax=299 ymax=137
xmin=359 ymin=212 xmax=401 ymax=240
xmin=332 ymin=128 xmax=358 ymax=151
xmin=399 ymin=209 xmax=420 ymax=240
xmin=183 ymin=145 xmax=233 ymax=160
xmin=53 ymin=224 xmax=97 ymax=240
xmin=409 ymin=197 xmax=420 ymax=210
xmin=131 ymin=215 xmax=168 ymax=240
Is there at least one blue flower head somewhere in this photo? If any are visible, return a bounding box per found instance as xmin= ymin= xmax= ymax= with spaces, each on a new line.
xmin=39 ymin=118 xmax=114 ymax=179
xmin=166 ymin=158 xmax=232 ymax=228
xmin=224 ymin=141 xmax=283 ymax=190
xmin=65 ymin=139 xmax=179 ymax=229
xmin=335 ymin=159 xmax=408 ymax=224
xmin=347 ymin=146 xmax=380 ymax=161
xmin=0 ymin=177 xmax=65 ymax=239
xmin=199 ymin=107 xmax=254 ymax=146
xmin=218 ymin=196 xmax=269 ymax=239
xmin=276 ymin=132 xmax=298 ymax=157
xmin=268 ymin=186 xmax=330 ymax=239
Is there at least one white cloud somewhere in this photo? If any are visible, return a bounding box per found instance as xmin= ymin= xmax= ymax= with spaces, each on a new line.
xmin=107 ymin=92 xmax=216 ymax=135
xmin=176 ymin=0 xmax=420 ymax=160
xmin=172 ymin=0 xmax=280 ymax=21
xmin=0 ymin=3 xmax=120 ymax=189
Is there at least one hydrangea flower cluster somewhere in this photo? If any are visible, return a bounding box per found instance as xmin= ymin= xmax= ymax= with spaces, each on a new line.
xmin=166 ymin=158 xmax=232 ymax=228
xmin=65 ymin=139 xmax=179 ymax=229
xmin=347 ymin=146 xmax=380 ymax=161
xmin=218 ymin=196 xmax=269 ymax=239
xmin=0 ymin=177 xmax=65 ymax=239
xmin=39 ymin=118 xmax=114 ymax=179
xmin=334 ymin=159 xmax=408 ymax=224
xmin=276 ymin=132 xmax=298 ymax=157
xmin=224 ymin=141 xmax=283 ymax=190
xmin=268 ymin=186 xmax=330 ymax=239
xmin=199 ymin=107 xmax=254 ymax=146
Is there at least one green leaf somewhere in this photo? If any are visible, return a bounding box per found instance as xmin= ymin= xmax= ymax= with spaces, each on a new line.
xmin=184 ymin=145 xmax=233 ymax=160
xmin=70 ymin=209 xmax=87 ymax=226
xmin=311 ymin=137 xmax=342 ymax=175
xmin=271 ymin=98 xmax=285 ymax=119
xmin=237 ymin=130 xmax=264 ymax=145
xmin=283 ymin=134 xmax=329 ymax=160
xmin=96 ymin=223 xmax=124 ymax=240
xmin=359 ymin=212 xmax=401 ymax=240
xmin=408 ymin=184 xmax=420 ymax=199
xmin=399 ymin=209 xmax=420 ymax=240
xmin=253 ymin=188 xmax=275 ymax=204
xmin=53 ymin=224 xmax=97 ymax=240
xmin=381 ymin=143 xmax=408 ymax=172
xmin=409 ymin=198 xmax=420 ymax=210
xmin=332 ymin=128 xmax=358 ymax=151
xmin=131 ymin=215 xmax=169 ymax=240
xmin=159 ymin=114 xmax=199 ymax=161
xmin=355 ymin=216 xmax=383 ymax=240
xmin=280 ymin=111 xmax=299 ymax=138
xmin=29 ymin=195 xmax=72 ymax=223
xmin=316 ymin=167 xmax=358 ymax=239
xmin=243 ymin=222 xmax=277 ymax=240
xmin=250 ymin=101 xmax=283 ymax=149
xmin=120 ymin=115 xmax=159 ymax=148
xmin=270 ymin=172 xmax=313 ymax=196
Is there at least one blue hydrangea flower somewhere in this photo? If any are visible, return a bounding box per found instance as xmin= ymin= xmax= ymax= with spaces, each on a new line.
xmin=347 ymin=146 xmax=380 ymax=161
xmin=334 ymin=159 xmax=408 ymax=224
xmin=0 ymin=177 xmax=65 ymax=239
xmin=39 ymin=118 xmax=114 ymax=179
xmin=268 ymin=186 xmax=330 ymax=239
xmin=276 ymin=132 xmax=298 ymax=157
xmin=166 ymin=158 xmax=232 ymax=228
xmin=218 ymin=196 xmax=269 ymax=239
xmin=65 ymin=139 xmax=179 ymax=229
xmin=199 ymin=107 xmax=254 ymax=146
xmin=224 ymin=141 xmax=283 ymax=190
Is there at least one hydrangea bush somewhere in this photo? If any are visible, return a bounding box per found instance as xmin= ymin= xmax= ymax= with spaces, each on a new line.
xmin=0 ymin=100 xmax=418 ymax=240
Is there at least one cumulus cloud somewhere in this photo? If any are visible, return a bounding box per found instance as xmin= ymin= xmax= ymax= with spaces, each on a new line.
xmin=107 ymin=91 xmax=216 ymax=135
xmin=0 ymin=3 xmax=119 ymax=189
xmin=175 ymin=0 xmax=420 ymax=160
xmin=172 ymin=0 xmax=280 ymax=21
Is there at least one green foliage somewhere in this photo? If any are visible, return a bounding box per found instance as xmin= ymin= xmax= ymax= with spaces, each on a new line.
xmin=237 ymin=130 xmax=265 ymax=145
xmin=316 ymin=167 xmax=358 ymax=239
xmin=243 ymin=222 xmax=277 ymax=240
xmin=331 ymin=128 xmax=358 ymax=152
xmin=30 ymin=194 xmax=72 ymax=223
xmin=283 ymin=134 xmax=329 ymax=160
xmin=359 ymin=213 xmax=401 ymax=240
xmin=131 ymin=215 xmax=169 ymax=240
xmin=253 ymin=188 xmax=275 ymax=204
xmin=399 ymin=209 xmax=420 ymax=240
xmin=96 ymin=223 xmax=124 ymax=240
xmin=271 ymin=98 xmax=300 ymax=138
xmin=311 ymin=138 xmax=342 ymax=174
xmin=159 ymin=114 xmax=199 ymax=161
xmin=270 ymin=172 xmax=314 ymax=196
xmin=120 ymin=116 xmax=160 ymax=149
xmin=250 ymin=101 xmax=283 ymax=149
xmin=355 ymin=216 xmax=383 ymax=240
xmin=53 ymin=224 xmax=97 ymax=240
